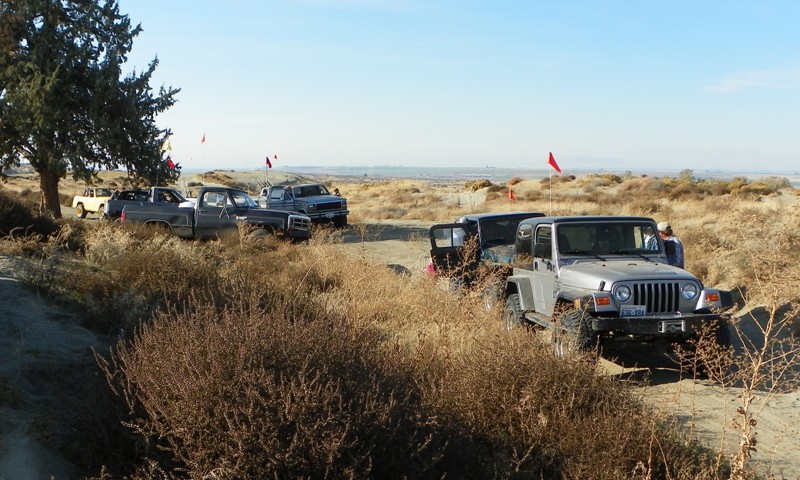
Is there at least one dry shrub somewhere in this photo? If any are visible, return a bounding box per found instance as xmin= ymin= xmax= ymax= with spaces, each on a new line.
xmin=539 ymin=174 xmax=576 ymax=188
xmin=362 ymin=205 xmax=408 ymax=220
xmin=580 ymin=173 xmax=623 ymax=188
xmin=522 ymin=189 xmax=542 ymax=201
xmin=0 ymin=189 xmax=59 ymax=238
xmin=465 ymin=178 xmax=492 ymax=191
xmin=104 ymin=303 xmax=453 ymax=479
xmin=88 ymin=239 xmax=727 ymax=478
xmin=507 ymin=176 xmax=523 ymax=185
xmin=486 ymin=183 xmax=505 ymax=194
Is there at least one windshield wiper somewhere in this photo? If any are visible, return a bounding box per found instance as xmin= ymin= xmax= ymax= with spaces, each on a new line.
xmin=565 ymin=250 xmax=606 ymax=261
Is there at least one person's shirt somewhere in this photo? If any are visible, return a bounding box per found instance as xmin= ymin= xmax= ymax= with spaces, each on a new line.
xmin=663 ymin=235 xmax=684 ymax=268
xmin=644 ymin=233 xmax=658 ymax=250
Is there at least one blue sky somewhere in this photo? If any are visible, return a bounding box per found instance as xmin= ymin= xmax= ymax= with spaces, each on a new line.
xmin=118 ymin=1 xmax=800 ymax=173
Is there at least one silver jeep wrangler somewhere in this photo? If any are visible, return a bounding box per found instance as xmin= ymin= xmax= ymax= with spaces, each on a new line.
xmin=503 ymin=216 xmax=733 ymax=357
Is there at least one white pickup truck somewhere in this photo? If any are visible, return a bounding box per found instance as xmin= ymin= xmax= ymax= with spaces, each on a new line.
xmin=71 ymin=187 xmax=113 ymax=218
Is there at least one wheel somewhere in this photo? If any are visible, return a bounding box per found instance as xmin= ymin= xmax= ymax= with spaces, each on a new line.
xmin=552 ymin=309 xmax=598 ymax=359
xmin=503 ymin=294 xmax=525 ymax=331
xmin=333 ymin=215 xmax=348 ymax=228
xmin=481 ymin=282 xmax=502 ymax=311
xmin=75 ymin=203 xmax=87 ymax=219
xmin=248 ymin=228 xmax=272 ymax=238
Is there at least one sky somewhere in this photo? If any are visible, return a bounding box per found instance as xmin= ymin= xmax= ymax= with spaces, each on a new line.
xmin=117 ymin=0 xmax=800 ymax=174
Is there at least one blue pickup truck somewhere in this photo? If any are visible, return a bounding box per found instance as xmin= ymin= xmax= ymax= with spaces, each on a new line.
xmin=256 ymin=184 xmax=348 ymax=228
xmin=121 ymin=186 xmax=312 ymax=242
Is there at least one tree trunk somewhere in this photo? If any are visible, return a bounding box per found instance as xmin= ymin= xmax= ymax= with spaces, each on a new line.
xmin=39 ymin=169 xmax=63 ymax=219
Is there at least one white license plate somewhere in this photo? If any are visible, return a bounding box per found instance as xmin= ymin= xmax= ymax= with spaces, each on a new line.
xmin=620 ymin=305 xmax=647 ymax=317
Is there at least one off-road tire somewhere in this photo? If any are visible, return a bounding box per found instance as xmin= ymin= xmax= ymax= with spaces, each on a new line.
xmin=552 ymin=309 xmax=598 ymax=359
xmin=75 ymin=203 xmax=87 ymax=219
xmin=333 ymin=215 xmax=348 ymax=228
xmin=503 ymin=294 xmax=525 ymax=331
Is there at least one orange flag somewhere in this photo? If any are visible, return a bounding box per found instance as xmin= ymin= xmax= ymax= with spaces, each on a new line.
xmin=201 ymin=133 xmax=206 ymax=144
xmin=508 ymin=187 xmax=516 ymax=201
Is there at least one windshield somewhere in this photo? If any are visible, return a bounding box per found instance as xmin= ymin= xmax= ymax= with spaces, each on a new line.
xmin=230 ymin=190 xmax=259 ymax=208
xmin=292 ymin=185 xmax=330 ymax=198
xmin=556 ymin=222 xmax=660 ymax=256
xmin=478 ymin=215 xmax=532 ymax=248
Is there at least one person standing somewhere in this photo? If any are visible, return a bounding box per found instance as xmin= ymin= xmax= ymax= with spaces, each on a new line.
xmin=658 ymin=222 xmax=684 ymax=268
xmin=643 ymin=225 xmax=658 ymax=250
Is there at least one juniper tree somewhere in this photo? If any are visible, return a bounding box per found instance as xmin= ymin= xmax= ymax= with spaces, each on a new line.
xmin=0 ymin=0 xmax=179 ymax=217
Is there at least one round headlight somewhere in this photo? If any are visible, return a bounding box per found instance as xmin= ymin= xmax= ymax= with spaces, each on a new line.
xmin=614 ymin=285 xmax=632 ymax=303
xmin=681 ymin=283 xmax=699 ymax=301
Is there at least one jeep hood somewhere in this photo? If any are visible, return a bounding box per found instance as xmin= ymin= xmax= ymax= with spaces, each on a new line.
xmin=558 ymin=259 xmax=697 ymax=289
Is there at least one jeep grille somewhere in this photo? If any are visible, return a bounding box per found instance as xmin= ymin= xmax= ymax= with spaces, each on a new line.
xmin=631 ymin=282 xmax=680 ymax=313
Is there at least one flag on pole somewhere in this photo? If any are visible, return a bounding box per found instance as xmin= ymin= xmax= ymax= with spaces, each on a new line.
xmin=201 ymin=133 xmax=206 ymax=144
xmin=166 ymin=157 xmax=175 ymax=169
xmin=266 ymin=155 xmax=272 ymax=169
xmin=508 ymin=187 xmax=516 ymax=201
xmin=548 ymin=152 xmax=562 ymax=173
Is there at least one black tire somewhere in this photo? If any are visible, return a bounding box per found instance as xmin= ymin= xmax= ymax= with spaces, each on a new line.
xmin=552 ymin=309 xmax=598 ymax=359
xmin=503 ymin=294 xmax=524 ymax=331
xmin=248 ymin=228 xmax=273 ymax=238
xmin=75 ymin=203 xmax=87 ymax=219
xmin=333 ymin=215 xmax=348 ymax=228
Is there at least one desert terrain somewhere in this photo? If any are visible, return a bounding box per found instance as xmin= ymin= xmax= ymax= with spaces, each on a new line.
xmin=1 ymin=168 xmax=799 ymax=479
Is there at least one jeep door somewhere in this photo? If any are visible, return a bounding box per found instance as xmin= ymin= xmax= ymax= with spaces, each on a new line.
xmin=429 ymin=223 xmax=480 ymax=280
xmin=532 ymin=225 xmax=556 ymax=315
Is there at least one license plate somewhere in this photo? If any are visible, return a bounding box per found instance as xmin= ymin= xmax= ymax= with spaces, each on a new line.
xmin=325 ymin=213 xmax=334 ymax=219
xmin=620 ymin=305 xmax=646 ymax=317
xmin=659 ymin=320 xmax=686 ymax=333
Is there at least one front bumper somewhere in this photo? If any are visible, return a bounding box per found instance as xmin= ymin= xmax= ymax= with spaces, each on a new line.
xmin=592 ymin=312 xmax=722 ymax=336
xmin=306 ymin=210 xmax=349 ymax=222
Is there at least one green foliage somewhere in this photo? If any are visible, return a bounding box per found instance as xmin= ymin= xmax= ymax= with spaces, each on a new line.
xmin=0 ymin=0 xmax=180 ymax=217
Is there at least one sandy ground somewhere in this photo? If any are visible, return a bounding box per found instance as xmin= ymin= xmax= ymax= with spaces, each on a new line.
xmin=0 ymin=256 xmax=108 ymax=480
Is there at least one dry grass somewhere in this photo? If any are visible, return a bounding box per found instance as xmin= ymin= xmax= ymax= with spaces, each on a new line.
xmin=2 ymin=170 xmax=800 ymax=479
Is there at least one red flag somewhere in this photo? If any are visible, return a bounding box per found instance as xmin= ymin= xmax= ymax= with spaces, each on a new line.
xmin=508 ymin=187 xmax=516 ymax=201
xmin=266 ymin=155 xmax=272 ymax=169
xmin=200 ymin=133 xmax=206 ymax=144
xmin=547 ymin=152 xmax=562 ymax=173
xmin=166 ymin=157 xmax=175 ymax=169
xmin=274 ymin=154 xmax=277 ymax=161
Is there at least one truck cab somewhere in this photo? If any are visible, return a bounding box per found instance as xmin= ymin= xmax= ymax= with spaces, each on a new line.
xmin=258 ymin=184 xmax=348 ymax=228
